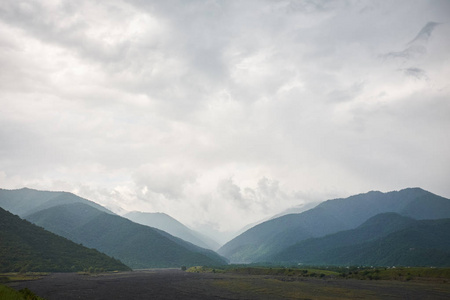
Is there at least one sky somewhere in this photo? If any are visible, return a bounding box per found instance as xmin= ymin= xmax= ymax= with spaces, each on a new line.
xmin=1 ymin=0 xmax=450 ymax=240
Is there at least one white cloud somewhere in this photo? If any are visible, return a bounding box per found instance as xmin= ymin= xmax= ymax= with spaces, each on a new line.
xmin=1 ymin=0 xmax=449 ymax=237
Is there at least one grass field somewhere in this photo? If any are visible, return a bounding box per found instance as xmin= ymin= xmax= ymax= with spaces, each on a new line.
xmin=188 ymin=265 xmax=450 ymax=281
xmin=184 ymin=265 xmax=450 ymax=299
xmin=0 ymin=272 xmax=48 ymax=283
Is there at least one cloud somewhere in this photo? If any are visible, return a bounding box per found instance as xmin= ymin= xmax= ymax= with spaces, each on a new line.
xmin=0 ymin=0 xmax=450 ymax=235
xmin=401 ymin=67 xmax=428 ymax=80
xmin=382 ymin=21 xmax=443 ymax=62
xmin=407 ymin=21 xmax=441 ymax=45
xmin=217 ymin=177 xmax=290 ymax=212
xmin=133 ymin=163 xmax=197 ymax=199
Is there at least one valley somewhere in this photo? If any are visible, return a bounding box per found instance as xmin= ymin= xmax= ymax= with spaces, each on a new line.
xmin=2 ymin=186 xmax=450 ymax=299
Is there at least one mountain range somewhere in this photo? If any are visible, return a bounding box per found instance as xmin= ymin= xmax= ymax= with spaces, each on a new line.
xmin=270 ymin=212 xmax=450 ymax=266
xmin=218 ymin=188 xmax=450 ymax=264
xmin=1 ymin=187 xmax=449 ymax=269
xmin=0 ymin=188 xmax=227 ymax=269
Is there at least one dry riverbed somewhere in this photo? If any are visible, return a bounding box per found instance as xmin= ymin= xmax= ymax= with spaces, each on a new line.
xmin=6 ymin=269 xmax=450 ymax=299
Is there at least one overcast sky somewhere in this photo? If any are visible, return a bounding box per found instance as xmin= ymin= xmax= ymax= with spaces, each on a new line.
xmin=1 ymin=0 xmax=449 ymax=237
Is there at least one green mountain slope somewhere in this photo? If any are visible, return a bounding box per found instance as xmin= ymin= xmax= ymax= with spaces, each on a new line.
xmin=270 ymin=213 xmax=416 ymax=262
xmin=26 ymin=203 xmax=228 ymax=269
xmin=124 ymin=211 xmax=220 ymax=250
xmin=218 ymin=188 xmax=450 ymax=263
xmin=272 ymin=214 xmax=450 ymax=267
xmin=0 ymin=188 xmax=112 ymax=217
xmin=0 ymin=207 xmax=130 ymax=272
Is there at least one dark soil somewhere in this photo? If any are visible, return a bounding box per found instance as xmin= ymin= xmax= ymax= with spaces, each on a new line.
xmin=7 ymin=270 xmax=237 ymax=300
xmin=6 ymin=269 xmax=450 ymax=299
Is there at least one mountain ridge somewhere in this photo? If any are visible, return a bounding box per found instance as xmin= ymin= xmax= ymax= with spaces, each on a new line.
xmin=218 ymin=188 xmax=450 ymax=263
xmin=26 ymin=202 xmax=228 ymax=269
xmin=0 ymin=207 xmax=130 ymax=272
xmin=0 ymin=187 xmax=112 ymax=217
xmin=269 ymin=212 xmax=418 ymax=263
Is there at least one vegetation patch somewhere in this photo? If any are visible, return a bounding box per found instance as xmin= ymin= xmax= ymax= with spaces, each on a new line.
xmin=337 ymin=266 xmax=450 ymax=281
xmin=186 ymin=264 xmax=450 ymax=283
xmin=0 ymin=273 xmax=48 ymax=283
xmin=225 ymin=266 xmax=338 ymax=278
xmin=186 ymin=266 xmax=224 ymax=273
xmin=0 ymin=284 xmax=45 ymax=300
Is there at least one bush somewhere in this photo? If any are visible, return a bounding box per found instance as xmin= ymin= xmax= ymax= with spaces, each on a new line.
xmin=19 ymin=288 xmax=43 ymax=300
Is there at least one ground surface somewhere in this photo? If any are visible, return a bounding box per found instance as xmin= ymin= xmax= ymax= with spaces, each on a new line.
xmin=6 ymin=269 xmax=450 ymax=299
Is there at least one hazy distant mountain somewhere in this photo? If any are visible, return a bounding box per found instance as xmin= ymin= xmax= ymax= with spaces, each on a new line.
xmin=272 ymin=213 xmax=450 ymax=267
xmin=123 ymin=211 xmax=220 ymax=250
xmin=0 ymin=207 xmax=130 ymax=272
xmin=0 ymin=187 xmax=112 ymax=217
xmin=227 ymin=201 xmax=322 ymax=243
xmin=218 ymin=188 xmax=450 ymax=263
xmin=269 ymin=201 xmax=321 ymax=220
xmin=26 ymin=202 xmax=228 ymax=269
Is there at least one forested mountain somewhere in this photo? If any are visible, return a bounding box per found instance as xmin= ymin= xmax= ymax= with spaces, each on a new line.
xmin=3 ymin=187 xmax=449 ymax=269
xmin=218 ymin=188 xmax=450 ymax=263
xmin=0 ymin=207 xmax=130 ymax=272
xmin=0 ymin=188 xmax=112 ymax=217
xmin=26 ymin=202 xmax=228 ymax=269
xmin=270 ymin=213 xmax=450 ymax=266
xmin=124 ymin=211 xmax=220 ymax=250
